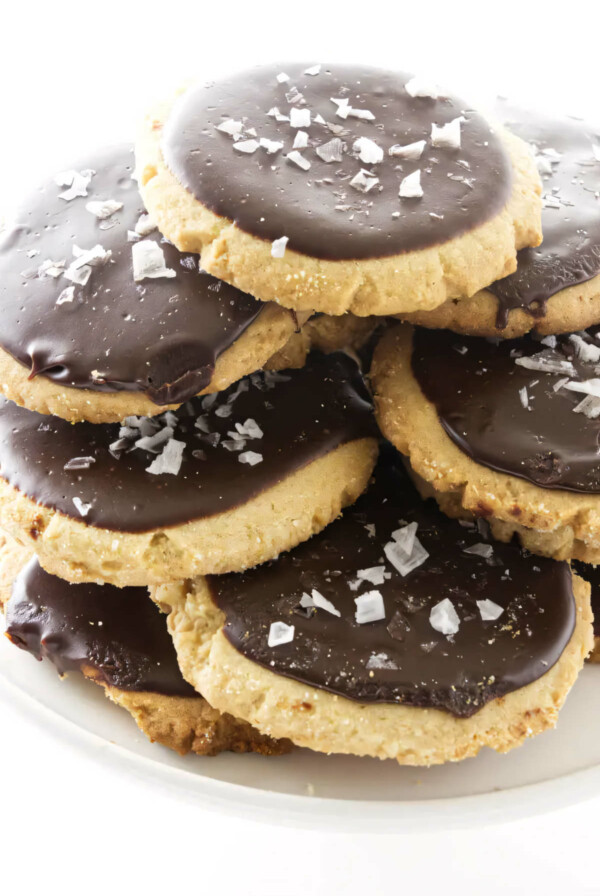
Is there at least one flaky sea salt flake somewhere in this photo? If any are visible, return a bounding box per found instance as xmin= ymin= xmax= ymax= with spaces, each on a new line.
xmin=429 ymin=598 xmax=460 ymax=636
xmin=353 ymin=136 xmax=383 ymax=164
xmin=233 ymin=139 xmax=260 ymax=154
xmin=216 ymin=118 xmax=244 ymax=137
xmin=56 ymin=286 xmax=75 ymax=305
xmin=399 ymin=169 xmax=423 ymax=198
xmin=431 ymin=117 xmax=464 ymax=150
xmin=85 ymin=199 xmax=123 ymax=220
xmin=268 ymin=621 xmax=295 ymax=647
xmin=477 ymin=599 xmax=504 ymax=621
xmin=389 ymin=140 xmax=426 ymax=160
xmin=271 ymin=236 xmax=289 ymax=258
xmin=287 ymin=150 xmax=311 ymax=170
xmin=315 ymin=138 xmax=344 ymax=163
xmin=239 ymin=451 xmax=263 ymax=466
xmin=146 ymin=438 xmax=185 ymax=475
xmin=463 ymin=543 xmax=494 ymax=559
xmin=55 ymin=169 xmax=93 ymax=200
xmin=73 ymin=497 xmax=92 ymax=517
xmin=132 ymin=240 xmax=176 ymax=281
xmin=260 ymin=137 xmax=284 ymax=154
xmin=350 ymin=169 xmax=379 ymax=193
xmin=304 ymin=65 xmax=321 ymax=76
xmin=355 ymin=590 xmax=386 ymax=624
xmin=293 ymin=130 xmax=309 ymax=149
xmin=300 ymin=589 xmax=341 ymax=617
xmin=290 ymin=108 xmax=311 ymax=128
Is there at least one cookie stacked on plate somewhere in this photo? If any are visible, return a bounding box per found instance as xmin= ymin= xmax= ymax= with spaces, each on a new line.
xmin=0 ymin=62 xmax=596 ymax=766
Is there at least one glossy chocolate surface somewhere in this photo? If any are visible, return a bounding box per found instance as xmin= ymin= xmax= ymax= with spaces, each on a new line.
xmin=6 ymin=556 xmax=195 ymax=696
xmin=489 ymin=102 xmax=600 ymax=327
xmin=412 ymin=326 xmax=600 ymax=493
xmin=0 ymin=352 xmax=376 ymax=531
xmin=163 ymin=63 xmax=512 ymax=260
xmin=210 ymin=450 xmax=574 ymax=717
xmin=0 ymin=145 xmax=265 ymax=403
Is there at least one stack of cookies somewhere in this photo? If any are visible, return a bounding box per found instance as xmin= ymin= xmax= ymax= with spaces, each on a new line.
xmin=0 ymin=63 xmax=597 ymax=767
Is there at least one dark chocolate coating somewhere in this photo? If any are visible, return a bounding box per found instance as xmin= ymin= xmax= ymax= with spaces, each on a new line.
xmin=163 ymin=63 xmax=512 ymax=260
xmin=489 ymin=102 xmax=600 ymax=327
xmin=0 ymin=145 xmax=266 ymax=404
xmin=5 ymin=556 xmax=195 ymax=696
xmin=209 ymin=449 xmax=575 ymax=717
xmin=0 ymin=352 xmax=376 ymax=532
xmin=412 ymin=326 xmax=600 ymax=493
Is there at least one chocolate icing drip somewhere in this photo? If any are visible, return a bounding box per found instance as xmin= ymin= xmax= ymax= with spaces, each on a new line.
xmin=6 ymin=557 xmax=195 ymax=696
xmin=488 ymin=102 xmax=600 ymax=327
xmin=0 ymin=352 xmax=376 ymax=531
xmin=572 ymin=562 xmax=600 ymax=636
xmin=163 ymin=64 xmax=512 ymax=261
xmin=412 ymin=325 xmax=600 ymax=493
xmin=0 ymin=145 xmax=266 ymax=403
xmin=210 ymin=449 xmax=575 ymax=718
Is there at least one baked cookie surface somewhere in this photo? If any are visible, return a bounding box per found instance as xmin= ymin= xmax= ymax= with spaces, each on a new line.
xmin=0 ymin=352 xmax=378 ymax=585
xmin=0 ymin=145 xmax=301 ymax=423
xmin=155 ymin=451 xmax=592 ymax=766
xmin=137 ymin=63 xmax=542 ymax=316
xmin=402 ymin=103 xmax=600 ymax=337
xmin=0 ymin=536 xmax=288 ymax=756
xmin=373 ymin=324 xmax=600 ymax=562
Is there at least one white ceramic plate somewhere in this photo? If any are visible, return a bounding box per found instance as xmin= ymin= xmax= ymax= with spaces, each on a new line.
xmin=2 ymin=625 xmax=600 ymax=832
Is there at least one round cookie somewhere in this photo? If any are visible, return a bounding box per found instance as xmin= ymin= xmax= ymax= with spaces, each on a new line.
xmin=154 ymin=450 xmax=592 ymax=766
xmin=0 ymin=536 xmax=289 ymax=757
xmin=0 ymin=144 xmax=303 ymax=424
xmin=401 ymin=103 xmax=600 ymax=338
xmin=373 ymin=324 xmax=600 ymax=564
xmin=0 ymin=352 xmax=378 ymax=586
xmin=137 ymin=63 xmax=542 ymax=317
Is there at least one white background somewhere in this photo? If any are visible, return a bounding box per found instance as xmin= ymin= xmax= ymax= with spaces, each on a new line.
xmin=2 ymin=1 xmax=600 ymax=893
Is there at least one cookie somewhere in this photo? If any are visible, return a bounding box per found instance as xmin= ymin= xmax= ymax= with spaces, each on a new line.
xmin=265 ymin=312 xmax=378 ymax=372
xmin=0 ymin=536 xmax=288 ymax=756
xmin=373 ymin=324 xmax=600 ymax=563
xmin=572 ymin=562 xmax=600 ymax=662
xmin=0 ymin=145 xmax=304 ymax=424
xmin=401 ymin=103 xmax=600 ymax=338
xmin=154 ymin=450 xmax=592 ymax=766
xmin=0 ymin=352 xmax=378 ymax=586
xmin=137 ymin=63 xmax=542 ymax=317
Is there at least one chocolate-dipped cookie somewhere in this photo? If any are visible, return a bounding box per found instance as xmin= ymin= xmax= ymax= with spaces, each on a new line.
xmin=154 ymin=449 xmax=592 ymax=766
xmin=0 ymin=535 xmax=289 ymax=756
xmin=401 ymin=103 xmax=600 ymax=337
xmin=137 ymin=63 xmax=542 ymax=316
xmin=0 ymin=352 xmax=378 ymax=586
xmin=373 ymin=323 xmax=600 ymax=563
xmin=0 ymin=145 xmax=307 ymax=424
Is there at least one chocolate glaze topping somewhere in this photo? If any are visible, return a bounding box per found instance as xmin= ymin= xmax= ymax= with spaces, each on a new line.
xmin=488 ymin=102 xmax=600 ymax=328
xmin=5 ymin=557 xmax=195 ymax=696
xmin=163 ymin=63 xmax=512 ymax=260
xmin=0 ymin=145 xmax=267 ymax=404
xmin=0 ymin=352 xmax=376 ymax=532
xmin=412 ymin=326 xmax=600 ymax=493
xmin=209 ymin=449 xmax=575 ymax=717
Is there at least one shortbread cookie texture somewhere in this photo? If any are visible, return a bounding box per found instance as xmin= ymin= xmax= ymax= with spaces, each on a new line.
xmin=0 ymin=353 xmax=378 ymax=586
xmin=402 ymin=104 xmax=600 ymax=338
xmin=137 ymin=63 xmax=542 ymax=316
xmin=155 ymin=452 xmax=592 ymax=766
xmin=373 ymin=324 xmax=600 ymax=563
xmin=0 ymin=540 xmax=288 ymax=756
xmin=572 ymin=562 xmax=600 ymax=662
xmin=0 ymin=145 xmax=301 ymax=424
